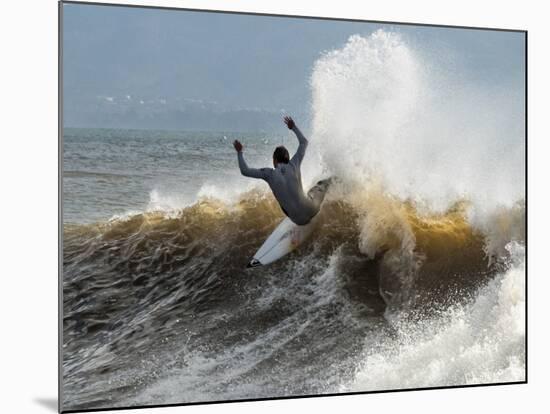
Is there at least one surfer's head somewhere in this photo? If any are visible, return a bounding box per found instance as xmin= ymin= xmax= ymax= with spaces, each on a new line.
xmin=273 ymin=146 xmax=290 ymax=167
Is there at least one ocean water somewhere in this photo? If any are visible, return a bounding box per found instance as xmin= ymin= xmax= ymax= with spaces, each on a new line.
xmin=63 ymin=128 xmax=294 ymax=224
xmin=62 ymin=30 xmax=525 ymax=411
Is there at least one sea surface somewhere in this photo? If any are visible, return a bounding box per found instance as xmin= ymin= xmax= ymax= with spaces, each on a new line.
xmin=62 ymin=30 xmax=525 ymax=411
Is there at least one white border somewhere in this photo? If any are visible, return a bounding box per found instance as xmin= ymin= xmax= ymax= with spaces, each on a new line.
xmin=2 ymin=1 xmax=547 ymax=413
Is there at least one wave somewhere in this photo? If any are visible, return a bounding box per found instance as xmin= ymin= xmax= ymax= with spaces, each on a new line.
xmin=63 ymin=186 xmax=524 ymax=408
xmin=344 ymin=242 xmax=525 ymax=391
xmin=64 ymin=183 xmax=523 ymax=313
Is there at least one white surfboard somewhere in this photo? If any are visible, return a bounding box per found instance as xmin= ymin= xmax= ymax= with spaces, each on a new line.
xmin=247 ymin=178 xmax=332 ymax=268
xmin=247 ymin=215 xmax=320 ymax=268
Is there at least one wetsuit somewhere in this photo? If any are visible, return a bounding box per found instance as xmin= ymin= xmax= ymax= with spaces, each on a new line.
xmin=237 ymin=126 xmax=327 ymax=225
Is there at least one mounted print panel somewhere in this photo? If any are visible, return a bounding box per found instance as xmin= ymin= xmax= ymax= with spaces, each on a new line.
xmin=60 ymin=1 xmax=526 ymax=412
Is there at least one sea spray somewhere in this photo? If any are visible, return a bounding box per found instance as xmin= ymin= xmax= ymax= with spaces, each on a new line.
xmin=308 ymin=30 xmax=525 ymax=212
xmin=307 ymin=29 xmax=525 ymax=309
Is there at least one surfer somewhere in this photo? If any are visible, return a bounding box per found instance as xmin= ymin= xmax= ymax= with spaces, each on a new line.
xmin=233 ymin=116 xmax=329 ymax=225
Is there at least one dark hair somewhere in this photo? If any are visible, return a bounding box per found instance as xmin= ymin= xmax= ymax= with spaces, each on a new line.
xmin=273 ymin=146 xmax=290 ymax=164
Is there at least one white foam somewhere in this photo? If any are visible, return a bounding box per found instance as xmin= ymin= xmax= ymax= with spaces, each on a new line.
xmin=146 ymin=188 xmax=195 ymax=213
xmin=345 ymin=242 xmax=525 ymax=391
xmin=145 ymin=181 xmax=269 ymax=215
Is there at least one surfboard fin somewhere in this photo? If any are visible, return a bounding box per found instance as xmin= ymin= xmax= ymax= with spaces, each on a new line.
xmin=247 ymin=259 xmax=262 ymax=268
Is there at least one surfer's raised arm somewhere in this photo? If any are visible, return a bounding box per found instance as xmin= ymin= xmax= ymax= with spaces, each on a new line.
xmin=234 ymin=118 xmax=328 ymax=227
xmin=233 ymin=140 xmax=272 ymax=181
xmin=284 ymin=116 xmax=308 ymax=166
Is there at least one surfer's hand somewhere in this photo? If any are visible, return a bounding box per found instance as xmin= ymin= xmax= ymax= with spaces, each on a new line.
xmin=283 ymin=116 xmax=295 ymax=130
xmin=233 ymin=140 xmax=243 ymax=152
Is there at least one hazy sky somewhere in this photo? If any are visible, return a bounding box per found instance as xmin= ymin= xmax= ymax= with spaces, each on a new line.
xmin=62 ymin=3 xmax=525 ymax=130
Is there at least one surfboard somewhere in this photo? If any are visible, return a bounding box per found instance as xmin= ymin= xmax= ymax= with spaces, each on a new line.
xmin=247 ymin=178 xmax=332 ymax=268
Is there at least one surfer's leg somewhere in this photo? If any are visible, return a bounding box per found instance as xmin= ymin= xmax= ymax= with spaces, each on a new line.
xmin=307 ymin=178 xmax=332 ymax=210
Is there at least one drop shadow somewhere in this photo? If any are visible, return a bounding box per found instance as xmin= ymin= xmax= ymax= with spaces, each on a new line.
xmin=34 ymin=397 xmax=58 ymax=412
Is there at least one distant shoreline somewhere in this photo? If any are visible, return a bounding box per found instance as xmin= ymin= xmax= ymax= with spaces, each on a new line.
xmin=63 ymin=126 xmax=291 ymax=135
